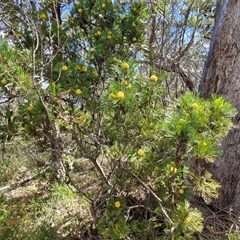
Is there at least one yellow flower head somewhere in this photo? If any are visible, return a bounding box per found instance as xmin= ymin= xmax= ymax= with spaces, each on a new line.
xmin=149 ymin=74 xmax=158 ymax=82
xmin=132 ymin=37 xmax=137 ymax=42
xmin=75 ymin=65 xmax=81 ymax=70
xmin=82 ymin=66 xmax=87 ymax=72
xmin=90 ymin=48 xmax=95 ymax=52
xmin=191 ymin=103 xmax=199 ymax=109
xmin=107 ymin=35 xmax=112 ymax=40
xmin=95 ymin=31 xmax=101 ymax=37
xmin=109 ymin=93 xmax=118 ymax=100
xmin=1 ymin=78 xmax=7 ymax=85
xmin=27 ymin=104 xmax=33 ymax=111
xmin=170 ymin=167 xmax=177 ymax=174
xmin=39 ymin=13 xmax=47 ymax=20
xmin=78 ymin=8 xmax=83 ymax=14
xmin=102 ymin=3 xmax=106 ymax=8
xmin=126 ymin=84 xmax=132 ymax=90
xmin=137 ymin=149 xmax=145 ymax=157
xmin=75 ymin=89 xmax=82 ymax=95
xmin=115 ymin=201 xmax=121 ymax=208
xmin=117 ymin=91 xmax=124 ymax=99
xmin=179 ymin=188 xmax=184 ymax=194
xmin=62 ymin=65 xmax=68 ymax=71
xmin=122 ymin=62 xmax=129 ymax=70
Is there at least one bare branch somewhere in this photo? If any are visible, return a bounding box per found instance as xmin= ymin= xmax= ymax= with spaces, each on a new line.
xmin=0 ymin=165 xmax=50 ymax=193
xmin=131 ymin=172 xmax=174 ymax=225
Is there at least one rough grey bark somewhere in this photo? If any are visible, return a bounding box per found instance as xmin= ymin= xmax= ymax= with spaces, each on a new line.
xmin=201 ymin=0 xmax=240 ymax=215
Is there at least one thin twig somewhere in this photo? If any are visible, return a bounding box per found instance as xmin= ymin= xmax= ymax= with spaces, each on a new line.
xmin=0 ymin=165 xmax=51 ymax=193
xmin=131 ymin=172 xmax=174 ymax=225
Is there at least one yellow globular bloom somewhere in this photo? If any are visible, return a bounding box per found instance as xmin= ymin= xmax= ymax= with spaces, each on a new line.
xmin=90 ymin=48 xmax=95 ymax=52
xmin=107 ymin=35 xmax=112 ymax=40
xmin=1 ymin=78 xmax=7 ymax=85
xmin=116 ymin=91 xmax=124 ymax=99
xmin=62 ymin=65 xmax=68 ymax=71
xmin=115 ymin=201 xmax=121 ymax=208
xmin=95 ymin=31 xmax=101 ymax=37
xmin=150 ymin=74 xmax=158 ymax=82
xmin=109 ymin=93 xmax=118 ymax=100
xmin=102 ymin=3 xmax=106 ymax=8
xmin=170 ymin=167 xmax=177 ymax=174
xmin=27 ymin=104 xmax=33 ymax=112
xmin=126 ymin=84 xmax=132 ymax=90
xmin=39 ymin=13 xmax=47 ymax=20
xmin=75 ymin=89 xmax=82 ymax=95
xmin=179 ymin=188 xmax=184 ymax=194
xmin=137 ymin=149 xmax=145 ymax=157
xmin=82 ymin=66 xmax=87 ymax=72
xmin=122 ymin=62 xmax=129 ymax=70
xmin=78 ymin=8 xmax=83 ymax=13
xmin=75 ymin=65 xmax=81 ymax=70
xmin=191 ymin=103 xmax=199 ymax=109
xmin=132 ymin=37 xmax=137 ymax=42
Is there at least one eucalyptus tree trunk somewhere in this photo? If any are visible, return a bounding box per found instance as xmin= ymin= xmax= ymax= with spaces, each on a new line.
xmin=200 ymin=0 xmax=240 ymax=215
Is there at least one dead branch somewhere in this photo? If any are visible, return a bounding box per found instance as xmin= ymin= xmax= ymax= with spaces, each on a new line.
xmin=0 ymin=165 xmax=50 ymax=193
xmin=131 ymin=172 xmax=174 ymax=225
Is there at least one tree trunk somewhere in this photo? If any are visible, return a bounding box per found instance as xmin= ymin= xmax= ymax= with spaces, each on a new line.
xmin=200 ymin=0 xmax=240 ymax=215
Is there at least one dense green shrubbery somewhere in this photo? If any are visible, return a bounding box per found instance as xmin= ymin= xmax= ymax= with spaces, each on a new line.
xmin=96 ymin=88 xmax=236 ymax=239
xmin=0 ymin=0 xmax=238 ymax=239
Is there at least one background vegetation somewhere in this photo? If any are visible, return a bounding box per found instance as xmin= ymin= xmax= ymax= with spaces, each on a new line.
xmin=0 ymin=0 xmax=238 ymax=239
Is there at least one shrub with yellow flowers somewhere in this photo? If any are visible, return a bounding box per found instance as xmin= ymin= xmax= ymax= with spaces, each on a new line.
xmin=0 ymin=0 xmax=237 ymax=239
xmin=100 ymin=68 xmax=236 ymax=238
